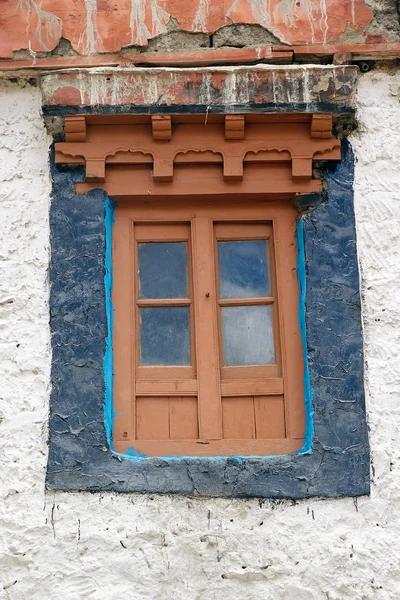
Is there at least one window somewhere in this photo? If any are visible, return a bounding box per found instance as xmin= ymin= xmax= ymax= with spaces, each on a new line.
xmin=48 ymin=114 xmax=369 ymax=497
xmin=112 ymin=199 xmax=304 ymax=457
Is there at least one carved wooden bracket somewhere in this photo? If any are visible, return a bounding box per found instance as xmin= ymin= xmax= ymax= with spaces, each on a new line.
xmin=55 ymin=114 xmax=341 ymax=196
xmin=64 ymin=115 xmax=86 ymax=142
xmin=225 ymin=115 xmax=245 ymax=140
xmin=151 ymin=115 xmax=172 ymax=141
xmin=311 ymin=114 xmax=333 ymax=138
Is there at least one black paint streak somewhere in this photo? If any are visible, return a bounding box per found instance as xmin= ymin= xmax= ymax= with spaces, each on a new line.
xmin=46 ymin=139 xmax=370 ymax=498
xmin=42 ymin=103 xmax=354 ymax=117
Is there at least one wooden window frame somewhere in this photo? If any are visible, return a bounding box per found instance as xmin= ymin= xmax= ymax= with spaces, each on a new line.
xmin=112 ymin=198 xmax=304 ymax=457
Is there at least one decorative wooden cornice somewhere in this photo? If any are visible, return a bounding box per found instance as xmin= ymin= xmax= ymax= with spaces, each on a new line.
xmin=55 ymin=113 xmax=341 ymax=197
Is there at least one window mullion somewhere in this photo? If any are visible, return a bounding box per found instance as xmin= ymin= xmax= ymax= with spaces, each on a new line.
xmin=192 ymin=216 xmax=222 ymax=440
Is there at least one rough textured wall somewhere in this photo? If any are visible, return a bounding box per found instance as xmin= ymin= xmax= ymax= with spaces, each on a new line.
xmin=0 ymin=72 xmax=400 ymax=598
xmin=2 ymin=0 xmax=400 ymax=58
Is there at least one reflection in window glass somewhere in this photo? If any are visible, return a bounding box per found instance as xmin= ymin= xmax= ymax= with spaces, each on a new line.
xmin=222 ymin=305 xmax=275 ymax=365
xmin=140 ymin=306 xmax=190 ymax=365
xmin=138 ymin=242 xmax=188 ymax=299
xmin=218 ymin=240 xmax=270 ymax=299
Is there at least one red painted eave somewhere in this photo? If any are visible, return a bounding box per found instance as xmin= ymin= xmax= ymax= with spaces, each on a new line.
xmin=0 ymin=43 xmax=400 ymax=73
xmin=0 ymin=47 xmax=291 ymax=71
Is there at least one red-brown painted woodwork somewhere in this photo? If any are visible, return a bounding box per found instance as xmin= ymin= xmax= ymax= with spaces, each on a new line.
xmin=56 ymin=113 xmax=340 ymax=197
xmin=112 ymin=199 xmax=304 ymax=457
xmin=225 ymin=115 xmax=245 ymax=140
xmin=311 ymin=114 xmax=333 ymax=139
xmin=64 ymin=115 xmax=87 ymax=142
xmin=151 ymin=115 xmax=172 ymax=141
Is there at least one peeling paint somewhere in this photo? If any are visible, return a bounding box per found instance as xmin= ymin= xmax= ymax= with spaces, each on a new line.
xmin=1 ymin=0 xmax=376 ymax=58
xmin=319 ymin=0 xmax=329 ymax=45
xmin=129 ymin=0 xmax=169 ymax=46
xmin=193 ymin=0 xmax=209 ymax=32
xmin=78 ymin=0 xmax=104 ymax=55
xmin=16 ymin=0 xmax=62 ymax=53
xmin=40 ymin=65 xmax=358 ymax=109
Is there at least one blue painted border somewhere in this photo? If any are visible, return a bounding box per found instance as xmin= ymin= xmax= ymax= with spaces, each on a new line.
xmin=296 ymin=219 xmax=314 ymax=454
xmin=104 ymin=197 xmax=115 ymax=446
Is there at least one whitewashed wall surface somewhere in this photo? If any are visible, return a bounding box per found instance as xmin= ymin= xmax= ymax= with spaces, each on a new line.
xmin=0 ymin=71 xmax=399 ymax=600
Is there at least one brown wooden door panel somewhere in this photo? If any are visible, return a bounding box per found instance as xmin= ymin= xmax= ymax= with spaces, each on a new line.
xmin=222 ymin=397 xmax=256 ymax=440
xmin=136 ymin=397 xmax=170 ymax=440
xmin=254 ymin=395 xmax=286 ymax=439
xmin=222 ymin=395 xmax=286 ymax=440
xmin=169 ymin=397 xmax=199 ymax=440
xmin=112 ymin=199 xmax=305 ymax=456
xmin=136 ymin=396 xmax=199 ymax=441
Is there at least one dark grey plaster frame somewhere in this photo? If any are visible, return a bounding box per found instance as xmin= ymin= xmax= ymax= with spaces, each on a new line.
xmin=46 ymin=138 xmax=370 ymax=498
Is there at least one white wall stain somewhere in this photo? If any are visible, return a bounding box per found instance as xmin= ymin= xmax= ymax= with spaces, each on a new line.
xmin=351 ymin=0 xmax=356 ymax=25
xmin=273 ymin=0 xmax=318 ymax=42
xmin=1 ymin=71 xmax=400 ymax=600
xmin=226 ymin=0 xmax=287 ymax=43
xmin=318 ymin=0 xmax=329 ymax=44
xmin=77 ymin=0 xmax=104 ymax=55
xmin=15 ymin=0 xmax=62 ymax=52
xmin=146 ymin=73 xmax=160 ymax=104
xmin=88 ymin=70 xmax=106 ymax=104
xmin=110 ymin=74 xmax=122 ymax=106
xmin=273 ymin=0 xmax=297 ymax=29
xmin=245 ymin=0 xmax=273 ymax=27
xmin=272 ymin=70 xmax=277 ymax=103
xmin=198 ymin=73 xmax=213 ymax=105
xmin=222 ymin=72 xmax=237 ymax=104
xmin=193 ymin=0 xmax=209 ymax=32
xmin=303 ymin=68 xmax=311 ymax=106
xmin=301 ymin=0 xmax=318 ymax=43
xmin=129 ymin=0 xmax=169 ymax=46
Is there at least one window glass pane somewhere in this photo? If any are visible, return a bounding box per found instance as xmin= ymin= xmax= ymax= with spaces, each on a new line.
xmin=218 ymin=240 xmax=270 ymax=299
xmin=140 ymin=307 xmax=190 ymax=365
xmin=138 ymin=242 xmax=188 ymax=299
xmin=222 ymin=305 xmax=275 ymax=365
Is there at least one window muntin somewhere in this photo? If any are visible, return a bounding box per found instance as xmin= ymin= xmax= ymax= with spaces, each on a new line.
xmin=112 ymin=199 xmax=305 ymax=457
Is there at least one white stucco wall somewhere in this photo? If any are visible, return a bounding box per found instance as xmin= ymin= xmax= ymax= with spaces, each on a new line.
xmin=0 ymin=71 xmax=399 ymax=600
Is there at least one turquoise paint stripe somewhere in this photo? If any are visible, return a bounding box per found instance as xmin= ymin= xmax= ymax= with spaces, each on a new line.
xmin=103 ymin=197 xmax=115 ymax=448
xmin=104 ymin=206 xmax=313 ymax=461
xmin=296 ymin=217 xmax=314 ymax=454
